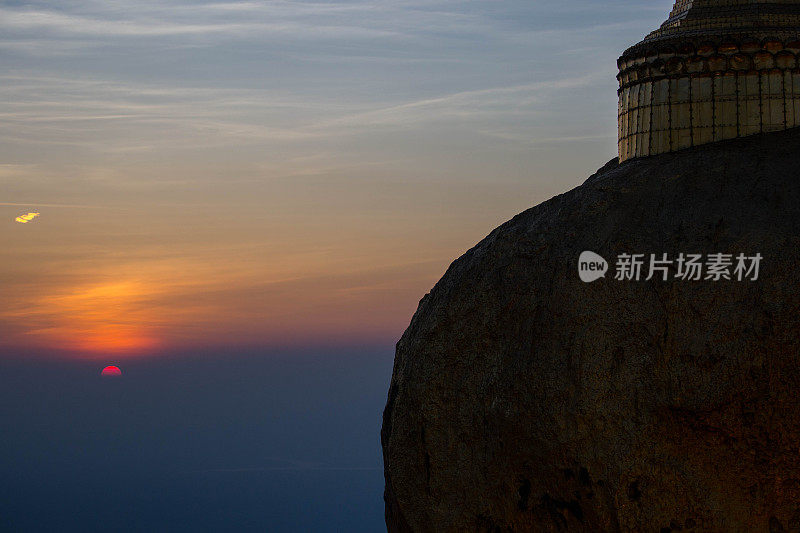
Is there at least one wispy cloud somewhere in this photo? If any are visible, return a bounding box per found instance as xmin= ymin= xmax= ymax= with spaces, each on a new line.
xmin=309 ymin=73 xmax=607 ymax=131
xmin=0 ymin=1 xmax=655 ymax=54
xmin=0 ymin=0 xmax=641 ymax=158
xmin=1 ymin=202 xmax=114 ymax=209
xmin=0 ymin=68 xmax=610 ymax=156
xmin=0 ymin=7 xmax=402 ymax=39
xmin=0 ymin=1 xmax=485 ymax=43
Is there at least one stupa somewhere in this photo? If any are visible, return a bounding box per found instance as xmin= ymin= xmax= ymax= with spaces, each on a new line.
xmin=618 ymin=0 xmax=800 ymax=161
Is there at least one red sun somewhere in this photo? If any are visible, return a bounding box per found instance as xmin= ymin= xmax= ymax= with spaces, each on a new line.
xmin=101 ymin=365 xmax=122 ymax=377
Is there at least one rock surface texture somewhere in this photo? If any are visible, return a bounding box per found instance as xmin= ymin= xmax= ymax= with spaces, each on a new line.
xmin=382 ymin=128 xmax=800 ymax=532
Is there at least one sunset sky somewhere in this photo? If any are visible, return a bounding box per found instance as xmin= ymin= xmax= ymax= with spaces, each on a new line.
xmin=1 ymin=0 xmax=671 ymax=358
xmin=0 ymin=1 xmax=684 ymax=530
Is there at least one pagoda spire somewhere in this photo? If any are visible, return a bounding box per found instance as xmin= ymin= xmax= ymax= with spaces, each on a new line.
xmin=616 ymin=0 xmax=800 ymax=162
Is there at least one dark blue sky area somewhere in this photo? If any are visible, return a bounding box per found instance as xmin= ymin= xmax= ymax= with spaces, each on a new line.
xmin=0 ymin=347 xmax=393 ymax=532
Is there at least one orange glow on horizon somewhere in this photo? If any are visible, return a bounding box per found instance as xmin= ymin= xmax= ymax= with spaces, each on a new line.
xmin=1 ymin=207 xmax=458 ymax=358
xmin=13 ymin=281 xmax=163 ymax=356
xmin=58 ymin=324 xmax=159 ymax=355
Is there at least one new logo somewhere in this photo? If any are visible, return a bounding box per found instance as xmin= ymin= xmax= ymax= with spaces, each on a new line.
xmin=578 ymin=251 xmax=608 ymax=283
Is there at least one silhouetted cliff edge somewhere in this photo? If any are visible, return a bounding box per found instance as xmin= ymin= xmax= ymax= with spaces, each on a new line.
xmin=382 ymin=127 xmax=800 ymax=532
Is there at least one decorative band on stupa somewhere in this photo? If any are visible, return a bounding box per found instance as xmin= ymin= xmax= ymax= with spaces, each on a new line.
xmin=617 ymin=0 xmax=800 ymax=162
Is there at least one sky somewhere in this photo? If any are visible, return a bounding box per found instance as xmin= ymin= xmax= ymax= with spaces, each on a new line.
xmin=0 ymin=0 xmax=674 ymax=358
xmin=0 ymin=1 xmax=677 ymax=531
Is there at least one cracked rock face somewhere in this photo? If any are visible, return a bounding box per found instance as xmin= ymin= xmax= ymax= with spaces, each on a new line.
xmin=382 ymin=128 xmax=800 ymax=532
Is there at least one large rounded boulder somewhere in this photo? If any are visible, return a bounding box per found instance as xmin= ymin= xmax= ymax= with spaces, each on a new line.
xmin=382 ymin=128 xmax=800 ymax=532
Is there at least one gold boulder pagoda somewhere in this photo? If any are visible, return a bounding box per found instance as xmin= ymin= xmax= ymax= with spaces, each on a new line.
xmin=618 ymin=0 xmax=800 ymax=161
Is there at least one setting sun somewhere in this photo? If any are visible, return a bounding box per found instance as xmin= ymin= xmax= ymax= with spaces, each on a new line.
xmin=100 ymin=365 xmax=122 ymax=377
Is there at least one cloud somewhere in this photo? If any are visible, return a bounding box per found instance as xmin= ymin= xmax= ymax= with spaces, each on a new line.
xmin=2 ymin=202 xmax=94 ymax=208
xmin=308 ymin=73 xmax=607 ymax=131
xmin=0 ymin=1 xmax=652 ymax=56
xmin=15 ymin=212 xmax=40 ymax=223
xmin=0 ymin=69 xmax=611 ymax=157
xmin=0 ymin=3 xmax=434 ymax=41
xmin=0 ymin=0 xmax=639 ymax=159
